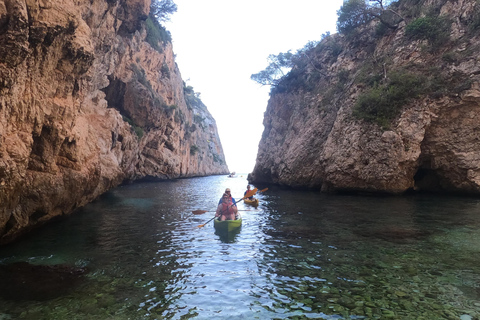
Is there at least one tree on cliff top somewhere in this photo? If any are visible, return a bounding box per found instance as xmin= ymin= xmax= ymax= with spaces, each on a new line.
xmin=151 ymin=0 xmax=177 ymax=22
xmin=337 ymin=0 xmax=404 ymax=34
xmin=250 ymin=39 xmax=328 ymax=89
xmin=250 ymin=51 xmax=295 ymax=87
xmin=146 ymin=0 xmax=176 ymax=50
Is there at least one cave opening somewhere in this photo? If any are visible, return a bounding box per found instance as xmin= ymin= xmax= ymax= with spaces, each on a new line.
xmin=101 ymin=76 xmax=126 ymax=114
xmin=413 ymin=167 xmax=444 ymax=193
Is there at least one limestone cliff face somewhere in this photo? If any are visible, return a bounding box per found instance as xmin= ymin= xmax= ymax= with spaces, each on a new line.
xmin=0 ymin=0 xmax=228 ymax=244
xmin=249 ymin=0 xmax=480 ymax=194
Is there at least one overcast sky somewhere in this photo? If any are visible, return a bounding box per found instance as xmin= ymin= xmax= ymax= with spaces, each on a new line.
xmin=165 ymin=0 xmax=343 ymax=174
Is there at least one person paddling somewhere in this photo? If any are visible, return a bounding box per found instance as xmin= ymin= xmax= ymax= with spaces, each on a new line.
xmin=244 ymin=185 xmax=254 ymax=200
xmin=215 ymin=193 xmax=238 ymax=221
xmin=218 ymin=188 xmax=236 ymax=205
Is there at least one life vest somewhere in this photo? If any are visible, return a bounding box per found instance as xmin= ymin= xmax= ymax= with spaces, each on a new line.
xmin=220 ymin=201 xmax=235 ymax=215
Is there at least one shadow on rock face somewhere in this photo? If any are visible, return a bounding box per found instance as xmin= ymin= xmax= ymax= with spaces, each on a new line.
xmin=0 ymin=262 xmax=88 ymax=301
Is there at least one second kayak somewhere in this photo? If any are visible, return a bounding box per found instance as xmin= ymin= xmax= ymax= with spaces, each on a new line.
xmin=244 ymin=198 xmax=259 ymax=206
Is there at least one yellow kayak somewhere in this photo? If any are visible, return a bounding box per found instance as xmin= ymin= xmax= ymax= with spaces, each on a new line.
xmin=244 ymin=198 xmax=259 ymax=206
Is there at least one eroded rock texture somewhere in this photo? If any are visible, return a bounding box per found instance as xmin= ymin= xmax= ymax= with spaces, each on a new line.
xmin=0 ymin=0 xmax=228 ymax=244
xmin=249 ymin=0 xmax=480 ymax=195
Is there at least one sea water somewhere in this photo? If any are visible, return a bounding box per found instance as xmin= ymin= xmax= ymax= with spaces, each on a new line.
xmin=0 ymin=175 xmax=479 ymax=319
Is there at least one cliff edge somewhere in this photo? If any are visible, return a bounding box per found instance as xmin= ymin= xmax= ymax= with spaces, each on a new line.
xmin=0 ymin=0 xmax=229 ymax=244
xmin=249 ymin=0 xmax=480 ymax=195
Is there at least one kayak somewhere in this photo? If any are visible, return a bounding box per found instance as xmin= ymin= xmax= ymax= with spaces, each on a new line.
xmin=214 ymin=214 xmax=242 ymax=233
xmin=244 ymin=198 xmax=259 ymax=206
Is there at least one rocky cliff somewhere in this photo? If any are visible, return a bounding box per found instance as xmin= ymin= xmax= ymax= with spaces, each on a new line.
xmin=249 ymin=0 xmax=480 ymax=195
xmin=0 ymin=0 xmax=229 ymax=244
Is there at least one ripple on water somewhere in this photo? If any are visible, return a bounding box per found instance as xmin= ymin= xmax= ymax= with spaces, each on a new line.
xmin=0 ymin=177 xmax=479 ymax=319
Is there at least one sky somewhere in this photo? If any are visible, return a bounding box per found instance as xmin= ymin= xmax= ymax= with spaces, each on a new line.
xmin=165 ymin=0 xmax=344 ymax=174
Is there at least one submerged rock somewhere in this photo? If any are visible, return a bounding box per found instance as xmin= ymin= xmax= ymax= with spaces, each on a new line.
xmin=0 ymin=262 xmax=88 ymax=301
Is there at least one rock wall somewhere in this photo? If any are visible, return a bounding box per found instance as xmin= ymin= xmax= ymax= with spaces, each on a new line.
xmin=249 ymin=0 xmax=480 ymax=194
xmin=0 ymin=0 xmax=229 ymax=244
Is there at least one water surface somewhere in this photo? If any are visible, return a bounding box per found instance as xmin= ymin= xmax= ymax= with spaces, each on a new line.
xmin=0 ymin=176 xmax=479 ymax=319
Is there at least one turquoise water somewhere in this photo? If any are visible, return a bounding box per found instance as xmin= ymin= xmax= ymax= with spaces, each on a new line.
xmin=0 ymin=175 xmax=479 ymax=319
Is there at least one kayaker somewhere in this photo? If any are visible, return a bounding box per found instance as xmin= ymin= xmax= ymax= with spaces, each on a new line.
xmin=218 ymin=188 xmax=236 ymax=205
xmin=244 ymin=185 xmax=254 ymax=200
xmin=216 ymin=193 xmax=238 ymax=221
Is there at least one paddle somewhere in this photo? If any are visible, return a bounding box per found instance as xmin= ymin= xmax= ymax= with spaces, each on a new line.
xmin=180 ymin=209 xmax=206 ymax=221
xmin=240 ymin=187 xmax=258 ymax=202
xmin=193 ymin=188 xmax=268 ymax=216
xmin=192 ymin=210 xmax=210 ymax=215
xmin=246 ymin=187 xmax=268 ymax=198
xmin=192 ymin=209 xmax=252 ymax=215
xmin=193 ymin=188 xmax=259 ymax=215
xmin=197 ymin=216 xmax=217 ymax=228
xmin=197 ymin=188 xmax=258 ymax=228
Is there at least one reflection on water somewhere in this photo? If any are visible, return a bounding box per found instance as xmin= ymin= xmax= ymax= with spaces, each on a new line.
xmin=0 ymin=176 xmax=479 ymax=319
xmin=214 ymin=225 xmax=242 ymax=243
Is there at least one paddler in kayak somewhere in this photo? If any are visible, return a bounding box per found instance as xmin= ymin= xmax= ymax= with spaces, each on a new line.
xmin=244 ymin=185 xmax=254 ymax=200
xmin=215 ymin=193 xmax=238 ymax=221
xmin=218 ymin=188 xmax=236 ymax=205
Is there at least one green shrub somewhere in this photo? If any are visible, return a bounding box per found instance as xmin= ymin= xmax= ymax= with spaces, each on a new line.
xmin=187 ymin=123 xmax=197 ymax=132
xmin=190 ymin=145 xmax=199 ymax=155
xmin=212 ymin=153 xmax=223 ymax=164
xmin=122 ymin=115 xmax=144 ymax=139
xmin=329 ymin=40 xmax=344 ymax=59
xmin=353 ymin=70 xmax=426 ymax=128
xmin=405 ymin=15 xmax=451 ymax=48
xmin=337 ymin=0 xmax=373 ymax=35
xmin=338 ymin=69 xmax=350 ymax=84
xmin=355 ymin=61 xmax=384 ymax=87
xmin=184 ymin=84 xmax=194 ymax=94
xmin=131 ymin=64 xmax=153 ymax=92
xmin=375 ymin=22 xmax=390 ymax=37
xmin=194 ymin=114 xmax=205 ymax=124
xmin=319 ymin=86 xmax=337 ymax=109
xmin=134 ymin=126 xmax=144 ymax=139
xmin=183 ymin=85 xmax=205 ymax=111
xmin=174 ymin=107 xmax=185 ymax=124
xmin=160 ymin=63 xmax=170 ymax=78
xmin=145 ymin=15 xmax=172 ymax=52
xmin=468 ymin=3 xmax=480 ymax=31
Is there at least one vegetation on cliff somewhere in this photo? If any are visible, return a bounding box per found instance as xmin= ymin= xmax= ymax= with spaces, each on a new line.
xmin=251 ymin=0 xmax=479 ymax=128
xmin=249 ymin=0 xmax=480 ymax=194
xmin=145 ymin=0 xmax=176 ymax=51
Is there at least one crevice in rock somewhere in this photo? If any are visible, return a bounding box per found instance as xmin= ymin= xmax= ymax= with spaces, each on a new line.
xmin=30 ymin=209 xmax=48 ymax=222
xmin=58 ymin=137 xmax=77 ymax=162
xmin=102 ymin=75 xmax=126 ymax=112
xmin=414 ymin=167 xmax=442 ymax=192
xmin=28 ymin=125 xmax=54 ymax=172
xmin=3 ymin=214 xmax=16 ymax=236
xmin=413 ymin=155 xmax=452 ymax=193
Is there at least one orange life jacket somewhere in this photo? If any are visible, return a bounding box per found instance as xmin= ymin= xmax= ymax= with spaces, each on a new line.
xmin=220 ymin=201 xmax=235 ymax=217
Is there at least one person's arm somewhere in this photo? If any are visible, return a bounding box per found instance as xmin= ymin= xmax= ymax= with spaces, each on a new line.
xmin=215 ymin=205 xmax=222 ymax=217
